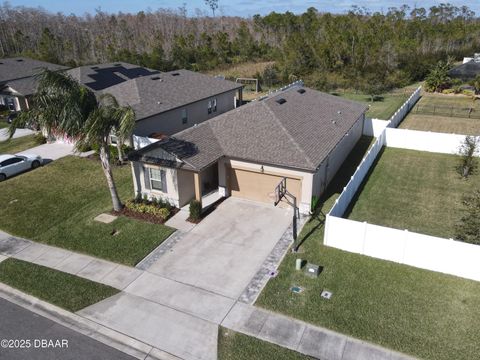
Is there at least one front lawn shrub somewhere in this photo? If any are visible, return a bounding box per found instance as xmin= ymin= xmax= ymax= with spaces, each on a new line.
xmin=124 ymin=200 xmax=171 ymax=221
xmin=189 ymin=199 xmax=202 ymax=220
xmin=33 ymin=133 xmax=46 ymax=145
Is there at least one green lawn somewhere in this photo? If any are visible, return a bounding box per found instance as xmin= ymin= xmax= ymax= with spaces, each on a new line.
xmin=399 ymin=114 xmax=480 ymax=135
xmin=257 ymin=147 xmax=480 ymax=360
xmin=334 ymin=92 xmax=409 ymax=120
xmin=347 ymin=148 xmax=480 ymax=239
xmin=0 ymin=156 xmax=174 ymax=265
xmin=0 ymin=121 xmax=8 ymax=129
xmin=0 ymin=134 xmax=40 ymax=154
xmin=0 ymin=258 xmax=118 ymax=312
xmin=218 ymin=327 xmax=311 ymax=360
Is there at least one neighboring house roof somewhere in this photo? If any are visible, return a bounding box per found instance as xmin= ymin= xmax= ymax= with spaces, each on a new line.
xmin=103 ymin=69 xmax=243 ymax=121
xmin=66 ymin=62 xmax=160 ymax=91
xmin=3 ymin=77 xmax=38 ymax=96
xmin=131 ymin=86 xmax=367 ymax=172
xmin=448 ymin=60 xmax=480 ymax=81
xmin=0 ymin=57 xmax=68 ymax=84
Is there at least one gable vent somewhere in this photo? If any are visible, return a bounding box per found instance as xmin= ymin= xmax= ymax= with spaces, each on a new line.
xmin=171 ymin=72 xmax=180 ymax=76
xmin=297 ymin=88 xmax=306 ymax=94
xmin=276 ymin=98 xmax=287 ymax=105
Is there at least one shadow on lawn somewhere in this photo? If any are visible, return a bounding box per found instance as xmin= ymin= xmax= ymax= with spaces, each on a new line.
xmin=296 ymin=136 xmax=377 ymax=249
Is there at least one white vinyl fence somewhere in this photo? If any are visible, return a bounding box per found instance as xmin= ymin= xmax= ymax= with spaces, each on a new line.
xmin=325 ymin=85 xmax=480 ymax=282
xmin=324 ymin=216 xmax=480 ymax=282
xmin=387 ymin=86 xmax=421 ymax=127
xmin=329 ymin=130 xmax=386 ymax=218
xmin=362 ymin=118 xmax=389 ymax=137
xmin=386 ymin=128 xmax=479 ymax=155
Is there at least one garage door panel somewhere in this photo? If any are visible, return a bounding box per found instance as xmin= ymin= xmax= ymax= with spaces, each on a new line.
xmin=228 ymin=168 xmax=301 ymax=207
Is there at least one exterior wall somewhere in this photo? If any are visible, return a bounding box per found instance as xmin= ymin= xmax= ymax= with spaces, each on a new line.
xmin=312 ymin=114 xmax=364 ymax=198
xmin=132 ymin=161 xmax=196 ymax=208
xmin=133 ymin=89 xmax=237 ymax=137
xmin=177 ymin=169 xmax=195 ymax=207
xmin=218 ymin=157 xmax=314 ymax=214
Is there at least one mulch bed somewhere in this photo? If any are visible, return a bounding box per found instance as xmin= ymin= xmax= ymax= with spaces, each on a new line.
xmin=113 ymin=206 xmax=179 ymax=225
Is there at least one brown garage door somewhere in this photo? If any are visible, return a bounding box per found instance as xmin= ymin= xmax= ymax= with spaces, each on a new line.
xmin=228 ymin=168 xmax=301 ymax=207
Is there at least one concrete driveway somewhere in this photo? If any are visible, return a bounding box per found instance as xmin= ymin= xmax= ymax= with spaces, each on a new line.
xmin=79 ymin=198 xmax=293 ymax=360
xmin=0 ymin=128 xmax=35 ymax=141
xmin=18 ymin=142 xmax=75 ymax=163
xmin=147 ymin=197 xmax=292 ymax=299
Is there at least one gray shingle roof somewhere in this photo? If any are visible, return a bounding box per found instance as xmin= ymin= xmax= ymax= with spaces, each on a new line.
xmin=103 ymin=69 xmax=242 ymax=121
xmin=448 ymin=60 xmax=480 ymax=81
xmin=66 ymin=62 xmax=160 ymax=91
xmin=3 ymin=77 xmax=38 ymax=96
xmin=0 ymin=57 xmax=68 ymax=84
xmin=133 ymin=86 xmax=367 ymax=172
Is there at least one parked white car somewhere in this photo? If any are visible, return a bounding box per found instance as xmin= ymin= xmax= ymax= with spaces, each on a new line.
xmin=0 ymin=154 xmax=43 ymax=181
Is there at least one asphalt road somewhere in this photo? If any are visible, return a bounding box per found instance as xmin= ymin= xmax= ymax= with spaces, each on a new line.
xmin=0 ymin=298 xmax=136 ymax=360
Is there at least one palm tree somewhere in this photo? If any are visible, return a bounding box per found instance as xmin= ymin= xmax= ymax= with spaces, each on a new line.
xmin=9 ymin=69 xmax=135 ymax=212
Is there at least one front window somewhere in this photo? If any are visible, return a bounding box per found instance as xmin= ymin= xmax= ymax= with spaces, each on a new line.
xmin=181 ymin=108 xmax=188 ymax=124
xmin=208 ymin=100 xmax=212 ymax=114
xmin=149 ymin=168 xmax=165 ymax=191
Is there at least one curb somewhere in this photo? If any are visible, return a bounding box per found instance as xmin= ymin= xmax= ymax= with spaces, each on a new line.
xmin=0 ymin=283 xmax=181 ymax=360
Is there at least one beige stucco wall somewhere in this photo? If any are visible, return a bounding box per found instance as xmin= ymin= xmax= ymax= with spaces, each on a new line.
xmin=312 ymin=114 xmax=364 ymax=198
xmin=131 ymin=161 xmax=197 ymax=208
xmin=133 ymin=89 xmax=237 ymax=137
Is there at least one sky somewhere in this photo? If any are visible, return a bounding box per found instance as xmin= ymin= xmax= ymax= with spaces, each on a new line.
xmin=6 ymin=0 xmax=480 ymax=18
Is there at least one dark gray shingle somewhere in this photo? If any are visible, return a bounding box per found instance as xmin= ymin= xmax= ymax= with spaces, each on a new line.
xmin=134 ymin=86 xmax=367 ymax=172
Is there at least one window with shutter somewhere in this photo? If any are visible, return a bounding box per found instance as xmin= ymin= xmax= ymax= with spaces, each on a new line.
xmin=149 ymin=168 xmax=165 ymax=192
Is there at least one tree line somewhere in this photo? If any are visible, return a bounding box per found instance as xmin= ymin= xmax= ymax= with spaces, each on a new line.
xmin=1 ymin=2 xmax=480 ymax=91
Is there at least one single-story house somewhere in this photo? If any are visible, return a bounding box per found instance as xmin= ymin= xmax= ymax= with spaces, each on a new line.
xmin=0 ymin=57 xmax=68 ymax=111
xmin=67 ymin=64 xmax=244 ymax=138
xmin=129 ymin=86 xmax=367 ymax=214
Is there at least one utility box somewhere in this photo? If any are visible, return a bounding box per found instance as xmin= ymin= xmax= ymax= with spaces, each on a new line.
xmin=305 ymin=263 xmax=320 ymax=278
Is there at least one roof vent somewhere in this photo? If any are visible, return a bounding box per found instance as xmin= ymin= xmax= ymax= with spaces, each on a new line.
xmin=114 ymin=63 xmax=121 ymax=66
xmin=171 ymin=72 xmax=180 ymax=76
xmin=297 ymin=88 xmax=306 ymax=94
xmin=276 ymin=98 xmax=287 ymax=105
xmin=16 ymin=59 xmax=24 ymax=62
xmin=91 ymin=66 xmax=99 ymax=69
xmin=0 ymin=62 xmax=3 ymax=65
xmin=151 ymin=76 xmax=162 ymax=81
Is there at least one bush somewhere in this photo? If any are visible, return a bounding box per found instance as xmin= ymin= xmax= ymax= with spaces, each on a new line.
xmin=311 ymin=196 xmax=320 ymax=212
xmin=189 ymin=199 xmax=202 ymax=220
xmin=91 ymin=144 xmax=133 ymax=162
xmin=124 ymin=199 xmax=171 ymax=220
xmin=33 ymin=133 xmax=46 ymax=145
xmin=441 ymin=88 xmax=455 ymax=95
xmin=462 ymin=89 xmax=475 ymax=97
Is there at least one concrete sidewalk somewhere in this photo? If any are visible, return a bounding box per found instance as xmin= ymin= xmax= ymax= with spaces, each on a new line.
xmin=0 ymin=231 xmax=413 ymax=360
xmin=0 ymin=230 xmax=142 ymax=290
xmin=222 ymin=302 xmax=414 ymax=360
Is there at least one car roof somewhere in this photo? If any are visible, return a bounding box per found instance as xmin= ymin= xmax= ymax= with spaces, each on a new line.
xmin=0 ymin=154 xmax=15 ymax=162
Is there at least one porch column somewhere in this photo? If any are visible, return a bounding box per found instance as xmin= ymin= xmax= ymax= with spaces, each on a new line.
xmin=194 ymin=172 xmax=202 ymax=202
